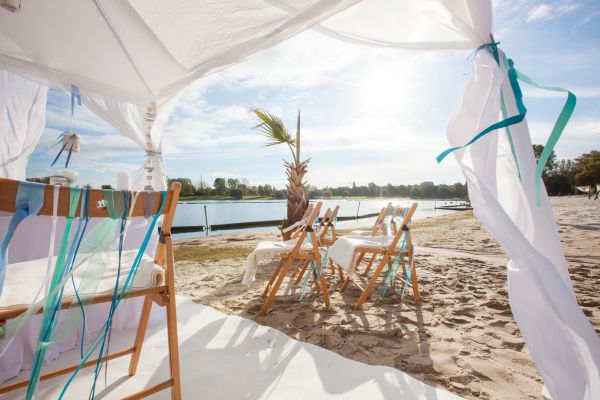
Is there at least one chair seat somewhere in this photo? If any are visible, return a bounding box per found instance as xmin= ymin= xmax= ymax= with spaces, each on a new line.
xmin=0 ymin=250 xmax=163 ymax=310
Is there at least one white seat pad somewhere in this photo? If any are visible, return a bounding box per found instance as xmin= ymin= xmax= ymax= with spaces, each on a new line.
xmin=328 ymin=235 xmax=402 ymax=274
xmin=0 ymin=250 xmax=163 ymax=309
xmin=241 ymin=239 xmax=314 ymax=284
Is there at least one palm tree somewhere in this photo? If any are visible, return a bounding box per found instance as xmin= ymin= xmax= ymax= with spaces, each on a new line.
xmin=250 ymin=107 xmax=309 ymax=227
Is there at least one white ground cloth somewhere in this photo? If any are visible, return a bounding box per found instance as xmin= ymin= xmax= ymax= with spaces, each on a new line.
xmin=0 ymin=296 xmax=462 ymax=400
xmin=241 ymin=239 xmax=312 ymax=284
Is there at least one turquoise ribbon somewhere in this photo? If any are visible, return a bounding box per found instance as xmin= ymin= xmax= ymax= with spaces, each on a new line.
xmin=27 ymin=187 xmax=81 ymax=400
xmin=436 ymin=44 xmax=576 ymax=207
xmin=507 ymin=60 xmax=577 ymax=205
xmin=0 ymin=182 xmax=45 ymax=296
xmin=59 ymin=191 xmax=166 ymax=399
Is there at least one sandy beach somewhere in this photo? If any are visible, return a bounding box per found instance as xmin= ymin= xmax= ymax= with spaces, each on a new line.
xmin=173 ymin=196 xmax=600 ymax=399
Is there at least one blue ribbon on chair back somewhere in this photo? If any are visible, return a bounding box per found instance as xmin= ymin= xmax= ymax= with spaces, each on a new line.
xmin=0 ymin=182 xmax=45 ymax=295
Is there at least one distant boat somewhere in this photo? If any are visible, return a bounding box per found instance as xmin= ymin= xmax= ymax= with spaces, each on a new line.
xmin=434 ymin=200 xmax=472 ymax=211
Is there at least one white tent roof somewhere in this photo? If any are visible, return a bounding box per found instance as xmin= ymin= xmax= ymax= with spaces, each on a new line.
xmin=0 ymin=0 xmax=489 ymax=103
xmin=0 ymin=0 xmax=359 ymax=102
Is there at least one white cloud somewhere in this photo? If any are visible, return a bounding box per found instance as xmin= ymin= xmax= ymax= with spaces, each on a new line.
xmin=527 ymin=2 xmax=582 ymax=22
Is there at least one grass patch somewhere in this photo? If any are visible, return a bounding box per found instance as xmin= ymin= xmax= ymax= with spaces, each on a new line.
xmin=175 ymin=245 xmax=252 ymax=262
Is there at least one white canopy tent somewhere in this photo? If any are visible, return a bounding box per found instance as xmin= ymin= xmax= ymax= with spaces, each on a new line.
xmin=0 ymin=1 xmax=598 ymax=399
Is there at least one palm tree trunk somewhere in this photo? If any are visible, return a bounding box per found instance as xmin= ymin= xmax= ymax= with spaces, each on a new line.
xmin=285 ymin=159 xmax=309 ymax=226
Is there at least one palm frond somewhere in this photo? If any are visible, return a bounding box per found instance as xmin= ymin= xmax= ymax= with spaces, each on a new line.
xmin=250 ymin=107 xmax=296 ymax=149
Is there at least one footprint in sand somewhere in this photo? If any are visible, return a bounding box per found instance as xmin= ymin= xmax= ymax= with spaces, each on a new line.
xmin=484 ymin=299 xmax=509 ymax=311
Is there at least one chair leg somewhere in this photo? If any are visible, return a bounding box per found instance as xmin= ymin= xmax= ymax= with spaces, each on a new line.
xmin=165 ymin=238 xmax=182 ymax=400
xmin=311 ymin=266 xmax=322 ymax=295
xmin=293 ymin=259 xmax=312 ymax=286
xmin=128 ymin=295 xmax=153 ymax=376
xmin=261 ymin=257 xmax=285 ymax=299
xmin=165 ymin=291 xmax=182 ymax=399
xmin=409 ymin=251 xmax=420 ymax=302
xmin=260 ymin=257 xmax=295 ymax=316
xmin=340 ymin=276 xmax=351 ymax=292
xmin=361 ymin=256 xmax=376 ymax=277
xmin=356 ymin=255 xmax=389 ymax=309
xmin=314 ymin=256 xmax=330 ymax=307
xmin=353 ymin=253 xmax=365 ymax=274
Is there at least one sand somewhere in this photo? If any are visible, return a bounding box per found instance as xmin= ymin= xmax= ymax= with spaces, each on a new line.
xmin=173 ymin=196 xmax=600 ymax=399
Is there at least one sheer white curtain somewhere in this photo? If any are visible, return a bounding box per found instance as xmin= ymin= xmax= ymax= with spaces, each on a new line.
xmin=446 ymin=49 xmax=600 ymax=399
xmin=82 ymin=96 xmax=178 ymax=191
xmin=319 ymin=1 xmax=600 ymax=398
xmin=0 ymin=70 xmax=47 ymax=180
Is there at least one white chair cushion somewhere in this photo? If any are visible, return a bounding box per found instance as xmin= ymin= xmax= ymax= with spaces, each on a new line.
xmin=0 ymin=250 xmax=163 ymax=309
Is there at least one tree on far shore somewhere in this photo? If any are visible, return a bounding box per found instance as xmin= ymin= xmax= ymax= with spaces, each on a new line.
xmin=575 ymin=151 xmax=600 ymax=186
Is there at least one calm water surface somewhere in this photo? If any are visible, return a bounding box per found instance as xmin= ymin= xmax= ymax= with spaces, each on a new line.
xmin=172 ymin=199 xmax=464 ymax=239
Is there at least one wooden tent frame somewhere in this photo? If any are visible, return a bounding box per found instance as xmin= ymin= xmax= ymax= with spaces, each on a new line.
xmin=259 ymin=202 xmax=330 ymax=316
xmin=338 ymin=203 xmax=420 ymax=309
xmin=0 ymin=178 xmax=182 ymax=400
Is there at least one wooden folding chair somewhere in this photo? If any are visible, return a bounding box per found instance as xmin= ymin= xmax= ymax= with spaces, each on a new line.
xmin=338 ymin=203 xmax=419 ymax=309
xmin=0 ymin=178 xmax=182 ymax=400
xmin=259 ymin=202 xmax=330 ymax=316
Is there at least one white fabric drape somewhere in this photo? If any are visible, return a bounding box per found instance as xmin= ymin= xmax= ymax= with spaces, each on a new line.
xmin=446 ymin=49 xmax=600 ymax=399
xmin=82 ymin=96 xmax=177 ymax=191
xmin=0 ymin=70 xmax=47 ymax=180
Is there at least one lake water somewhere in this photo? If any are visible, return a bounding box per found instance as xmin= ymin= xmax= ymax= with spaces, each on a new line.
xmin=172 ymin=199 xmax=463 ymax=239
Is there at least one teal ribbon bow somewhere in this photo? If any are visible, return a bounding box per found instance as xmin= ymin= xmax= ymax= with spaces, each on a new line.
xmin=436 ymin=42 xmax=576 ymax=206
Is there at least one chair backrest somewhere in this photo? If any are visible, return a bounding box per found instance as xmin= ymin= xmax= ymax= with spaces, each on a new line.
xmin=282 ymin=203 xmax=314 ymax=238
xmin=0 ymin=178 xmax=179 ymax=221
xmin=371 ymin=202 xmax=392 ymax=235
xmin=0 ymin=178 xmax=181 ymax=262
xmin=319 ymin=205 xmax=340 ymax=245
xmin=384 ymin=203 xmax=418 ymax=254
xmin=289 ymin=201 xmax=322 ymax=252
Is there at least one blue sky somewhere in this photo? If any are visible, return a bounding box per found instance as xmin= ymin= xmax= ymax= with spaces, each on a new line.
xmin=27 ymin=0 xmax=600 ymax=189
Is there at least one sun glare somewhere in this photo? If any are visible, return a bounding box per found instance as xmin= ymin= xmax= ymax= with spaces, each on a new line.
xmin=355 ymin=61 xmax=418 ymax=116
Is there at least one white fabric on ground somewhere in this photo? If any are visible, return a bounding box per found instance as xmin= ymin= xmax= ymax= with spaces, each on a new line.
xmin=0 ymin=250 xmax=163 ymax=308
xmin=0 ymin=70 xmax=47 ymax=180
xmin=328 ymin=235 xmax=396 ymax=274
xmin=241 ymin=239 xmax=312 ymax=284
xmin=0 ymin=297 xmax=462 ymax=399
